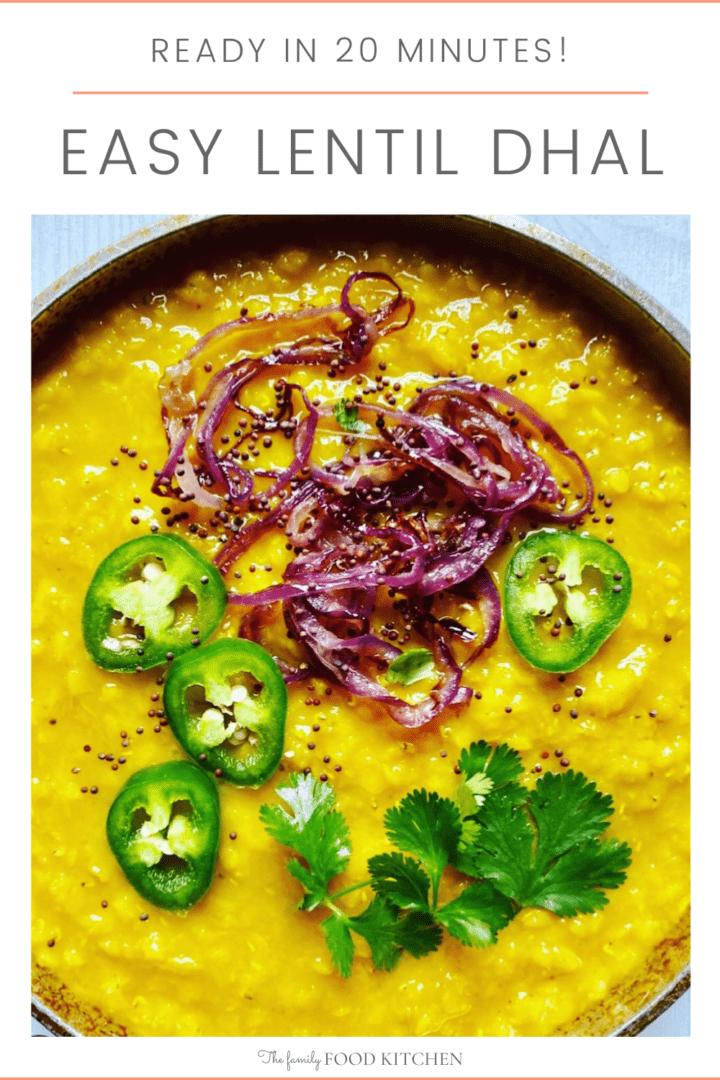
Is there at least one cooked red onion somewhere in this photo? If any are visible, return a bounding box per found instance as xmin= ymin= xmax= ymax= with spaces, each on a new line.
xmin=152 ymin=272 xmax=413 ymax=509
xmin=283 ymin=597 xmax=471 ymax=729
xmin=452 ymin=567 xmax=503 ymax=665
xmin=412 ymin=378 xmax=593 ymax=521
xmin=155 ymin=272 xmax=594 ymax=727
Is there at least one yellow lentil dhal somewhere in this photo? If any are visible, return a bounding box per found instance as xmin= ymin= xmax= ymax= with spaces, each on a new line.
xmin=32 ymin=243 xmax=689 ymax=1037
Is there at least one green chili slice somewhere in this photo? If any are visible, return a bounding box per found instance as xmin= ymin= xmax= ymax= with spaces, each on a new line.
xmin=164 ymin=639 xmax=288 ymax=788
xmin=106 ymin=760 xmax=220 ymax=911
xmin=82 ymin=535 xmax=226 ymax=672
xmin=504 ymin=530 xmax=631 ymax=673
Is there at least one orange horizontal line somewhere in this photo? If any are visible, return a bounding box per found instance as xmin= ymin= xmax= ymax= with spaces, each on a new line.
xmin=73 ymin=90 xmax=648 ymax=96
xmin=11 ymin=1 xmax=720 ymax=4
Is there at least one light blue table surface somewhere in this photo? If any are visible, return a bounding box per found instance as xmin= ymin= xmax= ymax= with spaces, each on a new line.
xmin=30 ymin=215 xmax=690 ymax=1039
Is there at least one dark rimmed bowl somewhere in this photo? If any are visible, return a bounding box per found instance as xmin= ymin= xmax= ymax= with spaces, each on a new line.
xmin=32 ymin=214 xmax=690 ymax=1037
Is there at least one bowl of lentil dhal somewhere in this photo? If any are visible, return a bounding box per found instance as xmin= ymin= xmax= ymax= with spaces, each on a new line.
xmin=32 ymin=215 xmax=689 ymax=1037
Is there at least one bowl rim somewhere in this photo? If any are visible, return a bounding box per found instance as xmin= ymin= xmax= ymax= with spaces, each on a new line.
xmin=31 ymin=213 xmax=690 ymax=1038
xmin=32 ymin=213 xmax=691 ymax=357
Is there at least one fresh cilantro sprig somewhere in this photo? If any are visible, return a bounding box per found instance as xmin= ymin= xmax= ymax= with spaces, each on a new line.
xmin=259 ymin=772 xmax=351 ymax=911
xmin=370 ymin=789 xmax=514 ymax=957
xmin=451 ymin=740 xmax=527 ymax=872
xmin=260 ymin=742 xmax=632 ymax=977
xmin=260 ymin=773 xmax=443 ymax=974
xmin=458 ymin=762 xmax=632 ymax=916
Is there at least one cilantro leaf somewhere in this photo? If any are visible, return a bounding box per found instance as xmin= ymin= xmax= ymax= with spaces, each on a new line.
xmin=453 ymin=769 xmax=493 ymax=826
xmin=458 ymin=740 xmax=524 ymax=786
xmin=462 ymin=769 xmax=631 ymax=917
xmin=456 ymin=742 xmax=527 ymax=810
xmin=385 ymin=648 xmax=435 ymax=687
xmin=333 ymin=398 xmax=361 ymax=432
xmin=302 ymin=809 xmax=352 ymax=893
xmin=393 ymin=912 xmax=443 ymax=959
xmin=384 ymin=790 xmax=461 ymax=903
xmin=454 ymin=778 xmax=483 ymax=823
xmin=435 ymin=883 xmax=515 ymax=948
xmin=452 ymin=741 xmax=531 ymax=876
xmin=367 ymin=852 xmax=431 ymax=912
xmin=458 ymin=796 xmax=535 ymax=901
xmin=286 ymin=858 xmax=327 ymax=911
xmin=261 ymin=771 xmax=336 ymax=835
xmin=520 ymin=839 xmax=632 ymax=917
xmin=348 ymin=896 xmax=403 ymax=972
xmin=452 ymin=775 xmax=491 ymax=864
xmin=321 ymin=914 xmax=355 ymax=977
xmin=260 ymin=773 xmax=351 ymax=903
xmin=528 ymin=771 xmax=615 ymax=866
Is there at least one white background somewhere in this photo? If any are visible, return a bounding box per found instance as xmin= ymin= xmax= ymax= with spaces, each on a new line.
xmin=8 ymin=0 xmax=718 ymax=1074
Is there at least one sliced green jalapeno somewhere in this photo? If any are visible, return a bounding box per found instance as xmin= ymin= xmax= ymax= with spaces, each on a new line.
xmin=164 ymin=639 xmax=288 ymax=788
xmin=504 ymin=530 xmax=631 ymax=673
xmin=83 ymin=535 xmax=226 ymax=672
xmin=106 ymin=760 xmax=220 ymax=911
